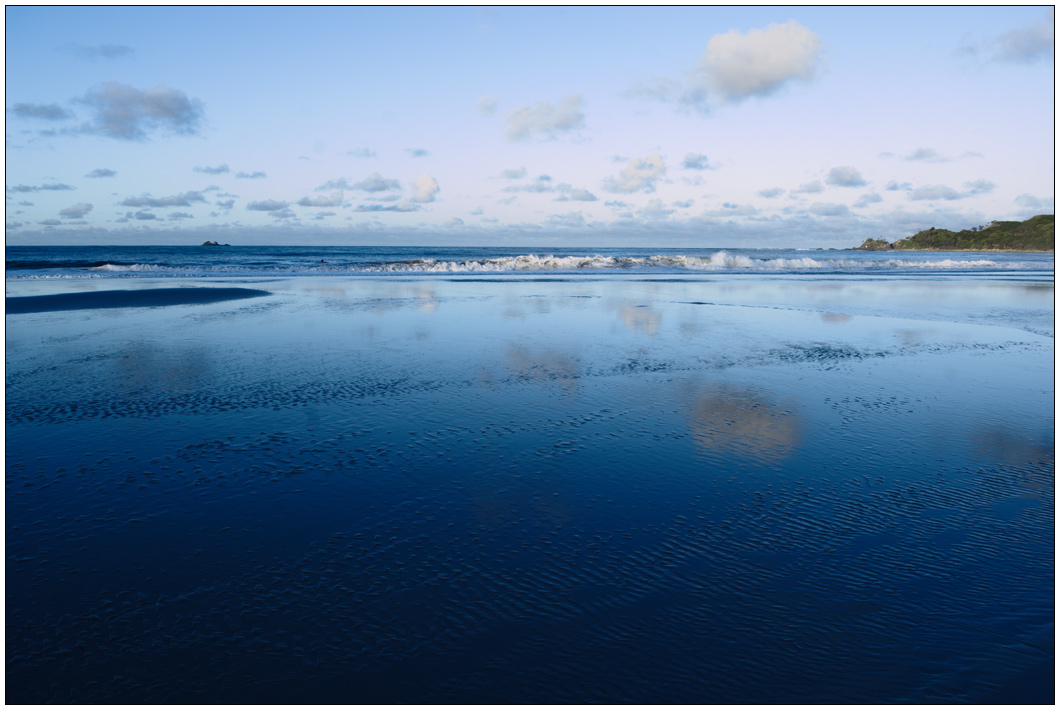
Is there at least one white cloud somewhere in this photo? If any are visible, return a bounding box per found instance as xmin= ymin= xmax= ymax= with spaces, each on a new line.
xmin=758 ymin=187 xmax=784 ymax=198
xmin=603 ymin=153 xmax=666 ymax=193
xmin=506 ymin=94 xmax=585 ymax=141
xmin=908 ymin=185 xmax=961 ymax=201
xmin=904 ymin=148 xmax=945 ymax=163
xmin=689 ymin=20 xmax=822 ymax=106
xmin=640 ymin=199 xmax=675 ymax=219
xmin=121 ymin=191 xmax=206 ymax=207
xmin=792 ymin=180 xmax=824 ymax=194
xmin=505 ymin=176 xmax=553 ymax=193
xmin=247 ymin=199 xmax=289 ymax=211
xmin=896 ymin=148 xmax=983 ymax=163
xmin=623 ymin=76 xmax=683 ymax=102
xmin=85 ymin=168 xmax=116 ymax=178
xmin=410 ymin=174 xmax=440 ymax=203
xmin=268 ymin=207 xmax=297 ymax=220
xmin=347 ymin=148 xmax=376 ymax=158
xmin=826 ymin=166 xmax=867 ymax=188
xmin=353 ymin=173 xmax=401 ymax=192
xmin=297 ymin=192 xmax=343 ymax=207
xmin=808 ymin=202 xmax=850 ymax=217
xmin=854 ymin=192 xmax=883 ymax=208
xmin=500 ymin=167 xmax=527 ymax=180
xmin=477 ymin=93 xmax=500 ymax=116
xmin=7 ymin=183 xmax=75 ymax=193
xmin=682 ymin=153 xmax=712 ymax=170
xmin=995 ymin=9 xmax=1054 ymax=62
xmin=545 ymin=211 xmax=586 ymax=228
xmin=702 ymin=202 xmax=760 ymax=218
xmin=59 ymin=202 xmax=93 ymax=218
xmin=1015 ymin=193 xmax=1052 ymax=210
xmin=62 ymin=43 xmax=134 ymax=60
xmin=236 ymin=171 xmax=267 ymax=179
xmin=76 ymin=82 xmax=204 ymax=140
xmin=317 ymin=177 xmax=354 ymax=191
xmin=905 ymin=181 xmax=994 ymax=202
xmin=964 ymin=8 xmax=1055 ymax=63
xmin=12 ymin=103 xmax=73 ymax=121
xmin=194 ymin=164 xmax=230 ymax=174
xmin=355 ymin=202 xmax=420 ymax=213
xmin=555 ymin=185 xmax=598 ymax=202
xmin=625 ymin=21 xmax=821 ymax=113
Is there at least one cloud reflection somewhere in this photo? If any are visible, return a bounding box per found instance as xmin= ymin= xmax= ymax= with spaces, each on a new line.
xmin=506 ymin=345 xmax=579 ymax=392
xmin=687 ymin=384 xmax=802 ymax=465
xmin=820 ymin=312 xmax=851 ymax=324
xmin=303 ymin=283 xmax=441 ymax=314
xmin=973 ymin=424 xmax=1054 ymax=473
xmin=619 ymin=305 xmax=661 ymax=336
xmin=113 ymin=342 xmax=211 ymax=395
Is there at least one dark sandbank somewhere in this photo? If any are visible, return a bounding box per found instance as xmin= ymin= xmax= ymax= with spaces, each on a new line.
xmin=5 ymin=287 xmax=270 ymax=314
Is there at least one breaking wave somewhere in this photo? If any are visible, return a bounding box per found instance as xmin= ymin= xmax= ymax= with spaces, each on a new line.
xmin=7 ymin=250 xmax=1046 ymax=279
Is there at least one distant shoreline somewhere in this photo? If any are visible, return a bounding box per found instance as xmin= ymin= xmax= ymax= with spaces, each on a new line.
xmin=843 ymin=247 xmax=1053 ymax=253
xmin=854 ymin=214 xmax=1054 ymax=252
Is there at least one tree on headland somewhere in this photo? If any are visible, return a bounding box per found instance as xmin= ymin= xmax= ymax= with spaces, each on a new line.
xmin=855 ymin=214 xmax=1054 ymax=252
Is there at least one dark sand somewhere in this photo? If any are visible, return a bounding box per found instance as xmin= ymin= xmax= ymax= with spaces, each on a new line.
xmin=5 ymin=287 xmax=271 ymax=314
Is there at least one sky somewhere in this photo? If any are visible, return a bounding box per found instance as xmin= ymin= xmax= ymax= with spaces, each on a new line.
xmin=5 ymin=6 xmax=1055 ymax=247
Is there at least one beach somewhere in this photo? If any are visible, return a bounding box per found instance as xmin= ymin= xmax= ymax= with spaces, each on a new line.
xmin=7 ymin=3 xmax=1055 ymax=702
xmin=5 ymin=268 xmax=1055 ymax=703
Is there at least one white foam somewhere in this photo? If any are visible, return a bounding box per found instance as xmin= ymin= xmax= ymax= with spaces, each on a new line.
xmin=6 ymin=251 xmax=1042 ymax=280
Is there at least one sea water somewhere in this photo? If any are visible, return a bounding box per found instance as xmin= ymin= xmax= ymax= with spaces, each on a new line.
xmin=6 ymin=244 xmax=1054 ymax=278
xmin=5 ymin=246 xmax=1055 ymax=703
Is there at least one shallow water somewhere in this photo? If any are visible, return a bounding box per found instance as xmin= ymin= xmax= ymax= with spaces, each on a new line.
xmin=5 ymin=274 xmax=1054 ymax=703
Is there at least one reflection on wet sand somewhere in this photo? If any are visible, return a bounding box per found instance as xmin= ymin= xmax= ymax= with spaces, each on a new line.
xmin=821 ymin=312 xmax=851 ymax=324
xmin=619 ymin=305 xmax=661 ymax=336
xmin=114 ymin=342 xmax=211 ymax=395
xmin=302 ymin=283 xmax=441 ymax=314
xmin=473 ymin=469 xmax=575 ymax=530
xmin=505 ymin=345 xmax=579 ymax=392
xmin=298 ymin=284 xmax=351 ymax=299
xmin=973 ymin=424 xmax=1055 ymax=472
xmin=687 ymin=384 xmax=802 ymax=465
xmin=897 ymin=329 xmax=926 ymax=346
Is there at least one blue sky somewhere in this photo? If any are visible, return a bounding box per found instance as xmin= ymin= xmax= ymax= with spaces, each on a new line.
xmin=5 ymin=6 xmax=1054 ymax=247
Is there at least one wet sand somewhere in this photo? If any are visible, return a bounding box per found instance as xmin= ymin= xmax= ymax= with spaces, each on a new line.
xmin=5 ymin=275 xmax=1054 ymax=703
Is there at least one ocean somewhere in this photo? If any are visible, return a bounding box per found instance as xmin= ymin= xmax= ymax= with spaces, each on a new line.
xmin=5 ymin=243 xmax=1054 ymax=278
xmin=6 ymin=245 xmax=1055 ymax=703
